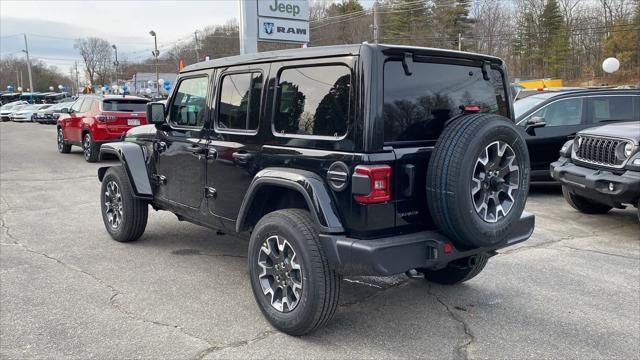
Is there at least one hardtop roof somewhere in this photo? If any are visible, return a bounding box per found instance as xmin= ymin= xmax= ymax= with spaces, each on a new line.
xmin=181 ymin=43 xmax=504 ymax=73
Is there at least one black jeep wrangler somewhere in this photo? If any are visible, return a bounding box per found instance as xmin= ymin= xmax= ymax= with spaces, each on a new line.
xmin=97 ymin=44 xmax=534 ymax=335
xmin=551 ymin=121 xmax=640 ymax=221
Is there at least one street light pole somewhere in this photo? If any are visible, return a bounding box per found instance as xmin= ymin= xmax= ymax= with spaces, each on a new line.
xmin=194 ymin=30 xmax=200 ymax=62
xmin=22 ymin=34 xmax=34 ymax=95
xmin=149 ymin=30 xmax=160 ymax=96
xmin=112 ymin=44 xmax=119 ymax=88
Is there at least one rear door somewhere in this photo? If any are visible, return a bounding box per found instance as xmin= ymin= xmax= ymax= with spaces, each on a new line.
xmin=382 ymin=57 xmax=510 ymax=232
xmin=586 ymin=95 xmax=640 ymax=125
xmin=66 ymin=97 xmax=86 ymax=142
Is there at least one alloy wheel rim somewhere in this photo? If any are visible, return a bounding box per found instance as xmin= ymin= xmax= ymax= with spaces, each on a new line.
xmin=471 ymin=141 xmax=520 ymax=223
xmin=104 ymin=180 xmax=123 ymax=229
xmin=57 ymin=130 xmax=63 ymax=151
xmin=83 ymin=135 xmax=91 ymax=160
xmin=257 ymin=235 xmax=303 ymax=312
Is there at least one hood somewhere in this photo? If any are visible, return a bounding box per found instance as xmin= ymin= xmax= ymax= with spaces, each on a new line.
xmin=579 ymin=121 xmax=640 ymax=142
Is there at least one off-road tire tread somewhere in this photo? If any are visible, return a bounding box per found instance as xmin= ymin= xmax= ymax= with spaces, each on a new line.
xmin=423 ymin=253 xmax=489 ymax=285
xmin=562 ymin=186 xmax=612 ymax=214
xmin=251 ymin=209 xmax=340 ymax=335
xmin=101 ymin=166 xmax=148 ymax=242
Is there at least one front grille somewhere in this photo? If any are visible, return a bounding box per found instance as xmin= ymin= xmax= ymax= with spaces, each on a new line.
xmin=574 ymin=136 xmax=625 ymax=167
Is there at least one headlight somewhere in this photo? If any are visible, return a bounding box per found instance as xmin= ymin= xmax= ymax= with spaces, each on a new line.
xmin=624 ymin=142 xmax=634 ymax=157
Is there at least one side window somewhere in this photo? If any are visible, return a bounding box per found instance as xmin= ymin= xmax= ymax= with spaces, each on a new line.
xmin=71 ymin=98 xmax=84 ymax=112
xmin=169 ymin=76 xmax=209 ymax=128
xmin=80 ymin=99 xmax=94 ymax=113
xmin=273 ymin=65 xmax=351 ymax=138
xmin=530 ymin=97 xmax=583 ymax=126
xmin=588 ymin=96 xmax=636 ymax=123
xmin=217 ymin=72 xmax=263 ymax=131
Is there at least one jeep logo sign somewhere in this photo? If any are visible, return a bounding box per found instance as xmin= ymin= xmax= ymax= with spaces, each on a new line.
xmin=258 ymin=17 xmax=309 ymax=43
xmin=258 ymin=0 xmax=309 ymax=21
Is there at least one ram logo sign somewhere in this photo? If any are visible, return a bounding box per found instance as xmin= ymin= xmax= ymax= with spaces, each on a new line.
xmin=258 ymin=17 xmax=309 ymax=43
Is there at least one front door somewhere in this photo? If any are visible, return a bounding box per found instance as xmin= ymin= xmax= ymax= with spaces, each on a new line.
xmin=155 ymin=74 xmax=211 ymax=210
xmin=524 ymin=96 xmax=587 ymax=175
xmin=205 ymin=65 xmax=268 ymax=226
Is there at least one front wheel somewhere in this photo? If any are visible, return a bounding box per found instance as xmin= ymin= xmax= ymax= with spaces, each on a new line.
xmin=248 ymin=209 xmax=341 ymax=336
xmin=562 ymin=186 xmax=612 ymax=214
xmin=420 ymin=254 xmax=489 ymax=285
xmin=83 ymin=132 xmax=100 ymax=162
xmin=100 ymin=166 xmax=148 ymax=242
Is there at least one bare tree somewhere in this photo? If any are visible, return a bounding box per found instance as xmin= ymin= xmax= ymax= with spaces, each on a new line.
xmin=74 ymin=37 xmax=112 ymax=86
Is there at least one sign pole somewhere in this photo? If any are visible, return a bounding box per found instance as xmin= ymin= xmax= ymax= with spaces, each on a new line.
xmin=239 ymin=0 xmax=258 ymax=55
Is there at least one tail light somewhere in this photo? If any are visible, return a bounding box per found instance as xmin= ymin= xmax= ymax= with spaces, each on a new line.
xmin=463 ymin=104 xmax=481 ymax=112
xmin=96 ymin=114 xmax=117 ymax=121
xmin=353 ymin=165 xmax=392 ymax=204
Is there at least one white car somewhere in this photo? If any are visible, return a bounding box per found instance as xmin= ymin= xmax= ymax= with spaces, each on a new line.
xmin=10 ymin=104 xmax=52 ymax=122
xmin=0 ymin=102 xmax=28 ymax=122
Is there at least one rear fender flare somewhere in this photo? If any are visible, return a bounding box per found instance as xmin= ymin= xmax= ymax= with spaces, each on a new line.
xmin=98 ymin=142 xmax=153 ymax=198
xmin=236 ymin=168 xmax=344 ymax=234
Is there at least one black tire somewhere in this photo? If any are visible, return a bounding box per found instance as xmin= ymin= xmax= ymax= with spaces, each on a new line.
xmin=100 ymin=166 xmax=148 ymax=242
xmin=426 ymin=114 xmax=530 ymax=248
xmin=83 ymin=132 xmax=100 ymax=162
xmin=248 ymin=209 xmax=341 ymax=336
xmin=57 ymin=128 xmax=71 ymax=153
xmin=561 ymin=186 xmax=612 ymax=214
xmin=421 ymin=253 xmax=489 ymax=285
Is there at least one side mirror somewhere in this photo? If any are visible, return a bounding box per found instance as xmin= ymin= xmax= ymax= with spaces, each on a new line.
xmin=525 ymin=116 xmax=546 ymax=135
xmin=147 ymin=102 xmax=166 ymax=125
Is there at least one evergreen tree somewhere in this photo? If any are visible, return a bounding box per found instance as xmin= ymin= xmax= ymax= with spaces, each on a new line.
xmin=541 ymin=0 xmax=569 ymax=78
xmin=382 ymin=0 xmax=429 ymax=46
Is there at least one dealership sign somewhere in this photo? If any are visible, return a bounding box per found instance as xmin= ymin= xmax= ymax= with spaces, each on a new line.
xmin=259 ymin=17 xmax=309 ymax=43
xmin=257 ymin=0 xmax=309 ymax=43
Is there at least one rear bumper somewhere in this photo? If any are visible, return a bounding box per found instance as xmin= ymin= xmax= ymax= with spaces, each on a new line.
xmin=319 ymin=212 xmax=535 ymax=276
xmin=550 ymin=158 xmax=640 ymax=206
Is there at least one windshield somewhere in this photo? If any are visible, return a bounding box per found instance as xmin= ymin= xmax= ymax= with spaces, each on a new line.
xmin=513 ymin=93 xmax=559 ymax=119
xmin=102 ymin=99 xmax=148 ymax=112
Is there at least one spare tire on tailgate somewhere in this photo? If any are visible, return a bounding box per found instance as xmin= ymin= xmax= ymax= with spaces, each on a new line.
xmin=426 ymin=113 xmax=530 ymax=248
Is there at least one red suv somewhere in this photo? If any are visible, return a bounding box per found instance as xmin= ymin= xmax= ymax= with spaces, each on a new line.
xmin=57 ymin=95 xmax=149 ymax=162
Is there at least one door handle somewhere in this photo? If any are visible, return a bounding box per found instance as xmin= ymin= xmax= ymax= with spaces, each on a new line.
xmin=232 ymin=151 xmax=254 ymax=164
xmin=206 ymin=148 xmax=217 ymax=160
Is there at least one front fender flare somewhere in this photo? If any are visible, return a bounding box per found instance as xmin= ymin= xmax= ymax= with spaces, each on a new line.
xmin=98 ymin=142 xmax=153 ymax=198
xmin=236 ymin=168 xmax=345 ymax=234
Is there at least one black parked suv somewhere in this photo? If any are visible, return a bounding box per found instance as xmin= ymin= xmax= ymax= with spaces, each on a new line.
xmin=551 ymin=122 xmax=640 ymax=220
xmin=97 ymin=44 xmax=535 ymax=335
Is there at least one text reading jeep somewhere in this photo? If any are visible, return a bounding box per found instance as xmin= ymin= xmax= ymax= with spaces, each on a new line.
xmin=97 ymin=44 xmax=535 ymax=335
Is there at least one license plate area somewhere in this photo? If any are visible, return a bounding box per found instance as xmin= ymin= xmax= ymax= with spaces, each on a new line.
xmin=127 ymin=119 xmax=140 ymax=126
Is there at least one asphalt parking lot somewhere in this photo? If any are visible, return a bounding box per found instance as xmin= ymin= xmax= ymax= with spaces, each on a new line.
xmin=1 ymin=121 xmax=638 ymax=359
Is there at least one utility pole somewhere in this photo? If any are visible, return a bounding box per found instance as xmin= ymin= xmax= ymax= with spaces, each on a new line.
xmin=194 ymin=31 xmax=201 ymax=62
xmin=112 ymin=44 xmax=119 ymax=87
xmin=149 ymin=30 xmax=160 ymax=96
xmin=23 ymin=34 xmax=34 ymax=93
xmin=372 ymin=2 xmax=379 ymax=44
xmin=458 ymin=33 xmax=462 ymax=51
xmin=74 ymin=61 xmax=80 ymax=95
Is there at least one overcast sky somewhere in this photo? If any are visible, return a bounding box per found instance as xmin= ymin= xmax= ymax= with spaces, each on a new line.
xmin=0 ymin=0 xmax=245 ymax=74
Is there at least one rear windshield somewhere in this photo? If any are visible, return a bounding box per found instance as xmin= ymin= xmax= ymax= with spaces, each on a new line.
xmin=102 ymin=99 xmax=148 ymax=112
xmin=383 ymin=60 xmax=509 ymax=143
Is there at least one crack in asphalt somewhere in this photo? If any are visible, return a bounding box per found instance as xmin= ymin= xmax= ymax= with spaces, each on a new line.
xmin=0 ymin=175 xmax=95 ymax=183
xmin=499 ymin=234 xmax=575 ymax=255
xmin=426 ymin=284 xmax=474 ymax=360
xmin=343 ymin=278 xmax=383 ymax=289
xmin=559 ymin=246 xmax=639 ymax=260
xmin=339 ymin=279 xmax=409 ymax=308
xmin=193 ymin=329 xmax=279 ymax=360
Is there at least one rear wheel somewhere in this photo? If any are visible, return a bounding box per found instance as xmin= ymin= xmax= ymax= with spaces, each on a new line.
xmin=421 ymin=254 xmax=489 ymax=285
xmin=248 ymin=209 xmax=340 ymax=335
xmin=83 ymin=132 xmax=100 ymax=162
xmin=562 ymin=186 xmax=612 ymax=214
xmin=100 ymin=166 xmax=148 ymax=242
xmin=426 ymin=114 xmax=530 ymax=248
xmin=57 ymin=128 xmax=71 ymax=153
